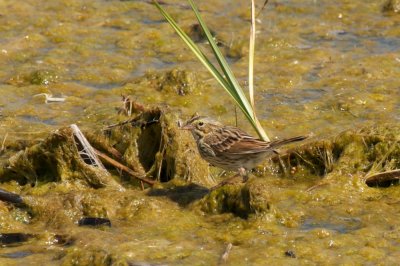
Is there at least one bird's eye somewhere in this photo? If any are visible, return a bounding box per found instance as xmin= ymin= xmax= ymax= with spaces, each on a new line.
xmin=198 ymin=121 xmax=204 ymax=126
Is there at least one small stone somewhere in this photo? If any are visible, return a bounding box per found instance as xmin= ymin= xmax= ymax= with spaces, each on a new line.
xmin=78 ymin=217 xmax=111 ymax=227
xmin=284 ymin=250 xmax=296 ymax=258
xmin=0 ymin=233 xmax=33 ymax=246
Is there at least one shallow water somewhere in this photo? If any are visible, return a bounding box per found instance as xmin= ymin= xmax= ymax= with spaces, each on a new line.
xmin=0 ymin=0 xmax=399 ymax=265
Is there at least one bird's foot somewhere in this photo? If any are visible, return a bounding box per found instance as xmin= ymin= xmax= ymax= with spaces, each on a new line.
xmin=210 ymin=168 xmax=251 ymax=191
xmin=238 ymin=167 xmax=249 ymax=183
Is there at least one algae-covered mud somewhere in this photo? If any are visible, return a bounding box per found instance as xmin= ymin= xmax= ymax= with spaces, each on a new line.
xmin=0 ymin=0 xmax=400 ymax=265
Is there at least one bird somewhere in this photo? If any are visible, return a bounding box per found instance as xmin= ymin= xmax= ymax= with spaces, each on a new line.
xmin=180 ymin=115 xmax=307 ymax=188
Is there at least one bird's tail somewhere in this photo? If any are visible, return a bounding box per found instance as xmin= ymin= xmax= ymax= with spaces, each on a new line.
xmin=270 ymin=135 xmax=308 ymax=148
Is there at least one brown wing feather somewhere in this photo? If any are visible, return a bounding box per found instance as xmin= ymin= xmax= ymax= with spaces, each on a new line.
xmin=224 ymin=138 xmax=271 ymax=154
xmin=227 ymin=135 xmax=307 ymax=154
xmin=203 ymin=127 xmax=238 ymax=153
xmin=204 ymin=126 xmax=271 ymax=155
xmin=268 ymin=135 xmax=308 ymax=148
xmin=204 ymin=125 xmax=308 ymax=155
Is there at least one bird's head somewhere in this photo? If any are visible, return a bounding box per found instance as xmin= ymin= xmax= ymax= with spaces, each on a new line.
xmin=180 ymin=115 xmax=222 ymax=141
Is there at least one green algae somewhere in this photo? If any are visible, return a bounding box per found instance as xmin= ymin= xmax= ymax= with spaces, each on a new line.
xmin=25 ymin=69 xmax=59 ymax=86
xmin=100 ymin=104 xmax=211 ymax=185
xmin=127 ymin=68 xmax=203 ymax=96
xmin=6 ymin=69 xmax=59 ymax=87
xmin=184 ymin=23 xmax=218 ymax=44
xmin=197 ymin=179 xmax=271 ymax=218
xmin=196 ymin=124 xmax=400 ymax=218
xmin=382 ymin=0 xmax=400 ymax=13
xmin=225 ymin=38 xmax=248 ymax=60
xmin=1 ymin=104 xmax=399 ymax=265
xmin=1 ymin=126 xmax=120 ymax=189
xmin=0 ymin=103 xmax=211 ymax=189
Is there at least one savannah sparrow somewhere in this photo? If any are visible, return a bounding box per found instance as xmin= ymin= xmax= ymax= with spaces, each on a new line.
xmin=181 ymin=115 xmax=307 ymax=187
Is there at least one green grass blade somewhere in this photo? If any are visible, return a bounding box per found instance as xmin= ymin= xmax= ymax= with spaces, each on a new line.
xmin=248 ymin=0 xmax=269 ymax=141
xmin=153 ymin=2 xmax=226 ymax=86
xmin=154 ymin=1 xmax=252 ymax=112
xmin=154 ymin=1 xmax=247 ymax=104
xmin=187 ymin=0 xmax=252 ymax=116
xmin=154 ymin=0 xmax=269 ymax=141
xmin=187 ymin=0 xmax=269 ymax=141
xmin=249 ymin=0 xmax=255 ymax=112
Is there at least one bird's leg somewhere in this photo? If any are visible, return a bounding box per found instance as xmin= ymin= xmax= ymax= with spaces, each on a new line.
xmin=210 ymin=173 xmax=241 ymax=190
xmin=210 ymin=168 xmax=249 ymax=190
xmin=238 ymin=167 xmax=249 ymax=183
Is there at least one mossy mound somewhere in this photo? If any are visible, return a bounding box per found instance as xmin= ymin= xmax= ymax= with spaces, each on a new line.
xmin=126 ymin=68 xmax=203 ymax=96
xmin=196 ymin=178 xmax=271 ymax=219
xmin=1 ymin=126 xmax=119 ymax=189
xmin=196 ymin=124 xmax=400 ymax=217
xmin=382 ymin=0 xmax=400 ymax=13
xmin=0 ymin=102 xmax=211 ymax=189
xmin=276 ymin=125 xmax=400 ymax=181
xmin=184 ymin=23 xmax=218 ymax=44
xmin=100 ymin=105 xmax=211 ymax=186
xmin=1 ymin=98 xmax=398 ymax=223
xmin=6 ymin=69 xmax=59 ymax=86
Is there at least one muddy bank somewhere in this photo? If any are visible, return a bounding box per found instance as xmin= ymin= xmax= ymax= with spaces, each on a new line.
xmin=0 ymin=99 xmax=399 ymax=264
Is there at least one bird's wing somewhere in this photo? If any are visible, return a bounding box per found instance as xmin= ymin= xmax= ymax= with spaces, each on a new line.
xmin=268 ymin=135 xmax=308 ymax=148
xmin=231 ymin=135 xmax=308 ymax=154
xmin=225 ymin=137 xmax=271 ymax=154
xmin=205 ymin=126 xmax=271 ymax=155
xmin=197 ymin=141 xmax=216 ymax=157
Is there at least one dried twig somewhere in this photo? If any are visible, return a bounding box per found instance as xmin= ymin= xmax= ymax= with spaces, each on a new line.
xmin=33 ymin=93 xmax=66 ymax=103
xmin=94 ymin=148 xmax=155 ymax=186
xmin=70 ymin=124 xmax=107 ymax=170
xmin=305 ymin=182 xmax=330 ymax=192
xmin=1 ymin=133 xmax=8 ymax=152
xmin=117 ymin=96 xmax=146 ymax=116
xmin=219 ymin=243 xmax=233 ymax=264
xmin=123 ymin=95 xmax=133 ymax=116
xmin=256 ymin=0 xmax=269 ymax=18
xmin=100 ymin=145 xmax=122 ymax=161
xmin=103 ymin=117 xmax=159 ymax=131
xmin=0 ymin=188 xmax=24 ymax=205
xmin=365 ymin=169 xmax=400 ymax=187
